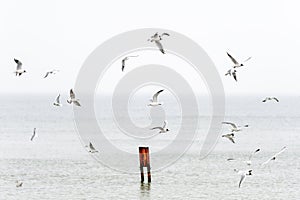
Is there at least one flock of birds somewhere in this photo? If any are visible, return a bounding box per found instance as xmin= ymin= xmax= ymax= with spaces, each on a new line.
xmin=11 ymin=32 xmax=285 ymax=188
xmin=221 ymin=53 xmax=285 ymax=187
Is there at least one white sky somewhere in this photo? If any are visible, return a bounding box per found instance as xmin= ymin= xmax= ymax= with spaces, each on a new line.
xmin=1 ymin=0 xmax=300 ymax=95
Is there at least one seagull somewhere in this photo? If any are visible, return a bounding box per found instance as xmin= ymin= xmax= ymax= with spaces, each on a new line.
xmin=234 ymin=169 xmax=252 ymax=188
xmin=148 ymin=89 xmax=164 ymax=106
xmin=150 ymin=120 xmax=170 ymax=133
xmin=227 ymin=158 xmax=235 ymax=161
xmin=30 ymin=128 xmax=36 ymax=141
xmin=261 ymin=146 xmax=287 ymax=166
xmin=44 ymin=69 xmax=59 ymax=78
xmin=262 ymin=97 xmax=279 ymax=103
xmin=222 ymin=133 xmax=235 ymax=143
xmin=16 ymin=180 xmax=23 ymax=188
xmin=67 ymin=89 xmax=81 ymax=106
xmin=222 ymin=122 xmax=249 ymax=132
xmin=225 ymin=69 xmax=238 ymax=82
xmin=88 ymin=142 xmax=98 ymax=153
xmin=227 ymin=52 xmax=251 ymax=68
xmin=148 ymin=32 xmax=170 ymax=54
xmin=13 ymin=58 xmax=27 ymax=76
xmin=53 ymin=94 xmax=62 ymax=106
xmin=121 ymin=55 xmax=139 ymax=71
xmin=245 ymin=148 xmax=260 ymax=166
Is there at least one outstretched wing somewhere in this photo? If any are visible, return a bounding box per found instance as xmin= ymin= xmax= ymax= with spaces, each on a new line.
xmin=273 ymin=146 xmax=286 ymax=158
xmin=161 ymin=33 xmax=170 ymax=37
xmin=70 ymin=89 xmax=75 ymax=99
xmin=121 ymin=59 xmax=126 ymax=71
xmin=226 ymin=52 xmax=239 ymax=65
xmin=30 ymin=128 xmax=36 ymax=141
xmin=232 ymin=70 xmax=237 ymax=81
xmin=239 ymin=174 xmax=246 ymax=188
xmin=56 ymin=94 xmax=61 ymax=104
xmin=14 ymin=58 xmax=22 ymax=70
xmin=44 ymin=72 xmax=50 ymax=78
xmin=73 ymin=100 xmax=81 ymax=107
xmin=244 ymin=56 xmax=252 ymax=62
xmin=222 ymin=121 xmax=237 ymax=129
xmin=273 ymin=97 xmax=279 ymax=102
xmin=228 ymin=137 xmax=235 ymax=144
xmin=155 ymin=40 xmax=165 ymax=54
xmin=152 ymin=89 xmax=164 ymax=102
xmin=89 ymin=142 xmax=96 ymax=151
xmin=163 ymin=120 xmax=168 ymax=129
xmin=151 ymin=127 xmax=164 ymax=131
xmin=249 ymin=148 xmax=260 ymax=160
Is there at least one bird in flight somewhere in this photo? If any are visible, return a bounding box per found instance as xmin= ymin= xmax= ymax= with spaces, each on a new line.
xmin=44 ymin=69 xmax=59 ymax=78
xmin=222 ymin=121 xmax=249 ymax=132
xmin=234 ymin=169 xmax=252 ymax=188
xmin=151 ymin=120 xmax=170 ymax=133
xmin=53 ymin=94 xmax=62 ymax=107
xmin=67 ymin=89 xmax=81 ymax=106
xmin=88 ymin=142 xmax=98 ymax=153
xmin=121 ymin=55 xmax=139 ymax=72
xmin=13 ymin=58 xmax=27 ymax=76
xmin=227 ymin=52 xmax=251 ymax=68
xmin=30 ymin=128 xmax=36 ymax=141
xmin=222 ymin=133 xmax=235 ymax=143
xmin=225 ymin=69 xmax=238 ymax=82
xmin=262 ymin=97 xmax=279 ymax=103
xmin=148 ymin=89 xmax=164 ymax=106
xmin=244 ymin=148 xmax=260 ymax=166
xmin=261 ymin=146 xmax=286 ymax=166
xmin=148 ymin=32 xmax=170 ymax=54
xmin=16 ymin=180 xmax=23 ymax=188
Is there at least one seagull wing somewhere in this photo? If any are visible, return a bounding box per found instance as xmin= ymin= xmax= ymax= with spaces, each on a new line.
xmin=228 ymin=137 xmax=235 ymax=144
xmin=44 ymin=72 xmax=50 ymax=78
xmin=56 ymin=94 xmax=61 ymax=104
xmin=163 ymin=120 xmax=168 ymax=129
xmin=222 ymin=121 xmax=238 ymax=129
xmin=151 ymin=127 xmax=164 ymax=131
xmin=232 ymin=70 xmax=237 ymax=81
xmin=70 ymin=89 xmax=75 ymax=99
xmin=73 ymin=100 xmax=81 ymax=107
xmin=244 ymin=56 xmax=252 ymax=62
xmin=249 ymin=148 xmax=260 ymax=160
xmin=273 ymin=146 xmax=286 ymax=158
xmin=14 ymin=58 xmax=22 ymax=70
xmin=155 ymin=40 xmax=165 ymax=54
xmin=273 ymin=97 xmax=279 ymax=102
xmin=89 ymin=142 xmax=96 ymax=151
xmin=121 ymin=59 xmax=126 ymax=71
xmin=239 ymin=174 xmax=246 ymax=188
xmin=30 ymin=128 xmax=36 ymax=141
xmin=161 ymin=33 xmax=170 ymax=37
xmin=227 ymin=52 xmax=239 ymax=65
xmin=152 ymin=89 xmax=164 ymax=102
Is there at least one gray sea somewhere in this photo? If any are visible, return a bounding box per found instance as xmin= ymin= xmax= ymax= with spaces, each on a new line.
xmin=0 ymin=95 xmax=299 ymax=199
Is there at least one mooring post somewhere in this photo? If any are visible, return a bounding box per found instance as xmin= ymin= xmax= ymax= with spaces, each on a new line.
xmin=139 ymin=146 xmax=151 ymax=183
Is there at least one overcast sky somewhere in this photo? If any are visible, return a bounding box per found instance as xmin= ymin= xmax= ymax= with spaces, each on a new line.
xmin=1 ymin=0 xmax=299 ymax=95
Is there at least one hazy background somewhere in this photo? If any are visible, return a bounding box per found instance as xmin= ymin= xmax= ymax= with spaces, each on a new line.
xmin=1 ymin=0 xmax=300 ymax=95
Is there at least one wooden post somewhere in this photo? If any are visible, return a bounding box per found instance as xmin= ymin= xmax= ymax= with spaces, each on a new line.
xmin=139 ymin=147 xmax=151 ymax=183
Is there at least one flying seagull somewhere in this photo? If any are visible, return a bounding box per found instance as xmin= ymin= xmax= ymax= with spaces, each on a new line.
xmin=222 ymin=133 xmax=235 ymax=144
xmin=245 ymin=148 xmax=260 ymax=166
xmin=148 ymin=32 xmax=170 ymax=54
xmin=16 ymin=180 xmax=23 ymax=188
xmin=261 ymin=146 xmax=286 ymax=166
xmin=67 ymin=89 xmax=81 ymax=106
xmin=222 ymin=122 xmax=249 ymax=132
xmin=53 ymin=94 xmax=62 ymax=106
xmin=151 ymin=120 xmax=170 ymax=133
xmin=225 ymin=69 xmax=238 ymax=82
xmin=148 ymin=89 xmax=164 ymax=106
xmin=88 ymin=142 xmax=98 ymax=153
xmin=227 ymin=52 xmax=251 ymax=68
xmin=262 ymin=97 xmax=279 ymax=102
xmin=44 ymin=69 xmax=59 ymax=78
xmin=121 ymin=55 xmax=139 ymax=72
xmin=30 ymin=128 xmax=36 ymax=141
xmin=13 ymin=58 xmax=27 ymax=76
xmin=234 ymin=169 xmax=252 ymax=188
